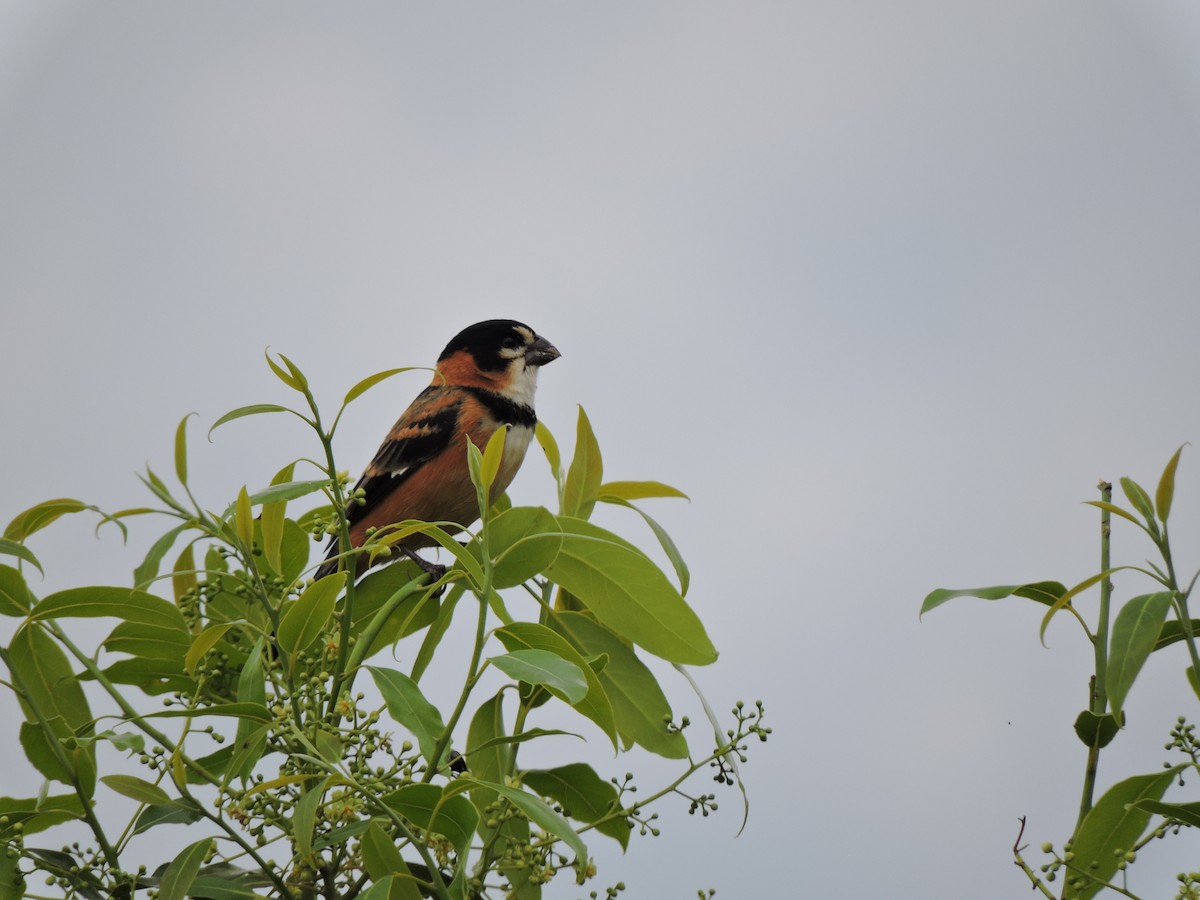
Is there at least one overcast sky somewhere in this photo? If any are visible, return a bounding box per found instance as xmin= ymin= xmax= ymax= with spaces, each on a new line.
xmin=4 ymin=3 xmax=1200 ymax=897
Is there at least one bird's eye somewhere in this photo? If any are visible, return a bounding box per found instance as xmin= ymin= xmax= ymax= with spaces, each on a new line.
xmin=501 ymin=336 xmax=522 ymax=350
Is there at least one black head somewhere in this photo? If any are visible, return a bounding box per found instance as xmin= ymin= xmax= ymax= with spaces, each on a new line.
xmin=438 ymin=320 xmax=559 ymax=372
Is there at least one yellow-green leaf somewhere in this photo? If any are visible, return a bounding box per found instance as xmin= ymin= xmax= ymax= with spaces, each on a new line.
xmin=174 ymin=414 xmax=194 ymax=486
xmin=185 ymin=623 xmax=236 ymax=674
xmin=235 ymin=486 xmax=253 ymax=547
xmin=1156 ymin=445 xmax=1187 ymax=523
xmin=278 ymin=573 xmax=344 ymax=658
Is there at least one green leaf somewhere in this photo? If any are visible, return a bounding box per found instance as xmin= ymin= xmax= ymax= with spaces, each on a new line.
xmin=186 ymin=623 xmax=236 ymax=674
xmin=174 ymin=413 xmax=194 ymax=485
xmin=1107 ymin=592 xmax=1173 ymax=715
xmin=382 ymin=784 xmax=478 ymax=857
xmin=0 ymin=838 xmax=25 ymax=896
xmin=524 ymin=763 xmax=630 ymax=849
xmin=488 ymin=650 xmax=588 ymax=704
xmin=480 ymin=424 xmax=510 ymax=494
xmin=535 ymin=421 xmax=562 ymax=482
xmin=495 ymin=622 xmax=617 ymax=748
xmin=294 ymin=778 xmax=328 ymax=862
xmin=32 ymin=587 xmax=188 ymax=631
xmin=545 ymin=517 xmax=716 ymax=665
xmin=562 ymin=407 xmax=602 ymax=519
xmin=455 ymin=777 xmax=587 ymax=864
xmin=1120 ymin=476 xmax=1157 ymax=526
xmin=234 ymin=485 xmax=253 ymax=547
xmin=230 ymin=640 xmax=267 ymax=781
xmin=361 ymin=821 xmax=423 ymax=899
xmin=261 ymin=462 xmax=296 ymax=575
xmin=0 ymin=794 xmax=85 ymax=837
xmin=343 ymin=366 xmax=425 ymax=406
xmin=1082 ymin=500 xmax=1145 ymax=530
xmin=3 ymin=498 xmax=89 ymax=541
xmin=1073 ymin=710 xmax=1119 ymax=749
xmin=919 ymin=581 xmax=1068 ymax=617
xmin=604 ymin=497 xmax=691 ymax=596
xmin=137 ymin=702 xmax=273 ymax=723
xmin=157 ymin=837 xmax=213 ymax=900
xmin=172 ymin=543 xmax=197 ymax=604
xmin=1155 ymin=619 xmax=1200 ymax=651
xmin=1188 ymin=666 xmax=1200 ymax=703
xmin=219 ymin=479 xmax=330 ymax=519
xmin=100 ymin=774 xmax=173 ymax=806
xmin=369 ymin=667 xmax=447 ymax=766
xmin=0 ymin=564 xmax=35 ymax=616
xmin=132 ymin=798 xmax=204 ymax=835
xmin=1132 ymin=799 xmax=1200 ymax=829
xmin=1065 ymin=769 xmax=1178 ymax=899
xmin=1041 ymin=571 xmax=1125 ymax=643
xmin=598 ymin=480 xmax=689 ymax=501
xmin=1156 ymin=445 xmax=1187 ymax=522
xmin=278 ymin=573 xmax=344 ymax=658
xmin=265 ymin=348 xmax=307 ymax=391
xmin=104 ymin=620 xmax=191 ymax=662
xmin=7 ymin=625 xmax=92 ymax=732
xmin=134 ymin=522 xmax=191 ymax=591
xmin=550 ymin=612 xmax=687 ymax=758
xmin=208 ymin=403 xmax=293 ymax=438
xmin=478 ymin=506 xmax=563 ymax=590
xmin=0 ymin=538 xmax=42 ymax=575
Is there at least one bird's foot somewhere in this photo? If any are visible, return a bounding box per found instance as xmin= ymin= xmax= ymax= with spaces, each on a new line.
xmin=401 ymin=547 xmax=447 ymax=583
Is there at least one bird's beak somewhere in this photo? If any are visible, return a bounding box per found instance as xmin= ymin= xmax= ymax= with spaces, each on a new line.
xmin=525 ymin=336 xmax=561 ymax=367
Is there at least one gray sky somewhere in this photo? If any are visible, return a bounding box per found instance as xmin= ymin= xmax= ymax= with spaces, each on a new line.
xmin=4 ymin=2 xmax=1200 ymax=897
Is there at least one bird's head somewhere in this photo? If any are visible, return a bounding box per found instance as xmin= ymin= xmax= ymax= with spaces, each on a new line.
xmin=436 ymin=319 xmax=560 ymax=402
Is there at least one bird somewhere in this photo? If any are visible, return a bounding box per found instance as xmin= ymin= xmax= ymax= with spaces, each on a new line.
xmin=315 ymin=319 xmax=560 ymax=580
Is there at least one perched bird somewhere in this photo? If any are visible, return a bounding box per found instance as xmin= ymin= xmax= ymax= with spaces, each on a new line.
xmin=315 ymin=320 xmax=560 ymax=580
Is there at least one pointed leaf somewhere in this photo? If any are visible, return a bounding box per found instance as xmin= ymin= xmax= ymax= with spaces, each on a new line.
xmin=1156 ymin=445 xmax=1187 ymax=522
xmin=0 ymin=564 xmax=35 ymax=616
xmin=294 ymin=778 xmax=328 ymax=862
xmin=134 ymin=522 xmax=191 ymax=590
xmin=920 ymin=581 xmax=1068 ymax=616
xmin=562 ymin=408 xmax=602 ymax=519
xmin=261 ymin=462 xmax=296 ymax=574
xmin=1041 ymin=571 xmax=1125 ymax=642
xmin=208 ymin=403 xmax=293 ymax=437
xmin=1065 ymin=769 xmax=1178 ymax=899
xmin=535 ymin=420 xmax=562 ymax=482
xmin=1083 ymin=500 xmax=1145 ymax=530
xmin=480 ymin=424 xmax=510 ymax=493
xmin=456 ymin=778 xmax=587 ymax=864
xmin=343 ymin=366 xmax=425 ymax=405
xmin=186 ymin=623 xmax=236 ymax=675
xmin=7 ymin=624 xmax=92 ymax=731
xmin=382 ymin=784 xmax=478 ymax=856
xmin=0 ymin=538 xmax=42 ymax=575
xmin=4 ymin=498 xmax=89 ymax=541
xmin=361 ymin=821 xmax=422 ymax=898
xmin=100 ymin=774 xmax=173 ymax=806
xmin=278 ymin=573 xmax=344 ymax=658
xmin=598 ymin=481 xmax=689 ymax=501
xmin=495 ymin=622 xmax=617 ymax=748
xmin=604 ymin=497 xmax=690 ymax=596
xmin=174 ymin=414 xmax=194 ymax=485
xmin=550 ymin=612 xmax=687 ymax=758
xmin=265 ymin=349 xmax=305 ymax=391
xmin=489 ymin=650 xmax=588 ymax=704
xmin=234 ymin=486 xmax=253 ymax=547
xmin=1132 ymin=799 xmax=1200 ymax=829
xmin=369 ymin=666 xmax=447 ymax=766
xmin=523 ymin=763 xmax=630 ymax=849
xmin=475 ymin=506 xmax=563 ymax=590
xmin=1108 ymin=592 xmax=1173 ymax=715
xmin=1120 ymin=477 xmax=1157 ymax=526
xmin=544 ymin=517 xmax=716 ymax=664
xmin=32 ymin=587 xmax=188 ymax=631
xmin=158 ymin=837 xmax=213 ymax=900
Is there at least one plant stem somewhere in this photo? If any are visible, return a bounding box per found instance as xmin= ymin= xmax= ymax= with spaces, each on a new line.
xmin=1076 ymin=482 xmax=1112 ymax=831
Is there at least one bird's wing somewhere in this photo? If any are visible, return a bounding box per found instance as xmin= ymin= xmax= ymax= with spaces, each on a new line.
xmin=346 ymin=386 xmax=464 ymax=528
